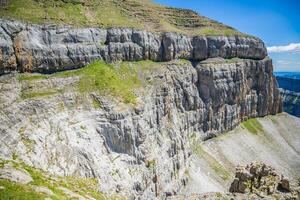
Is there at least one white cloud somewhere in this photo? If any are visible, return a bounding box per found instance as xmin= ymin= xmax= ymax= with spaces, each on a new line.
xmin=267 ymin=43 xmax=300 ymax=53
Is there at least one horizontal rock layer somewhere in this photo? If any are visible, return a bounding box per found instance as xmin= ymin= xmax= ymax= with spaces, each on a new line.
xmin=0 ymin=19 xmax=267 ymax=74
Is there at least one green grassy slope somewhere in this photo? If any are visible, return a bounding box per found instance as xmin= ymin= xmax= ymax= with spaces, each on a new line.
xmin=0 ymin=0 xmax=247 ymax=36
xmin=0 ymin=160 xmax=124 ymax=200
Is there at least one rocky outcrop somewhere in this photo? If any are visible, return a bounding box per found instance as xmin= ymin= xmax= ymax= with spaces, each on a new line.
xmin=0 ymin=19 xmax=267 ymax=74
xmin=229 ymin=162 xmax=299 ymax=199
xmin=171 ymin=162 xmax=300 ymax=200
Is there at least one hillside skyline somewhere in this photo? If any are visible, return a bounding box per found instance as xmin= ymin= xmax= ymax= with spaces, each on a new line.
xmin=155 ymin=0 xmax=300 ymax=72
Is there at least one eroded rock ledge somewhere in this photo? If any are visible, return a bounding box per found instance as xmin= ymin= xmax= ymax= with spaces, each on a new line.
xmin=0 ymin=19 xmax=267 ymax=74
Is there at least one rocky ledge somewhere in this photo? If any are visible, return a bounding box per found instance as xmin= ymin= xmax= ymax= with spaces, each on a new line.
xmin=0 ymin=19 xmax=267 ymax=74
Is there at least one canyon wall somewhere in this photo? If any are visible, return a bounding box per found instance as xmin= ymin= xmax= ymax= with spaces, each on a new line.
xmin=0 ymin=19 xmax=283 ymax=199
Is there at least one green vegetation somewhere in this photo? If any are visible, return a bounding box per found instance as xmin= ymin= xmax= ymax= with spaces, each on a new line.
xmin=242 ymin=118 xmax=264 ymax=135
xmin=0 ymin=160 xmax=107 ymax=200
xmin=0 ymin=179 xmax=46 ymax=200
xmin=0 ymin=0 xmax=248 ymax=36
xmin=198 ymin=28 xmax=250 ymax=37
xmin=19 ymin=73 xmax=47 ymax=81
xmin=55 ymin=60 xmax=142 ymax=104
xmin=92 ymin=97 xmax=102 ymax=108
xmin=189 ymin=134 xmax=231 ymax=181
xmin=19 ymin=60 xmax=165 ymax=103
xmin=21 ymin=90 xmax=60 ymax=99
xmin=146 ymin=159 xmax=156 ymax=169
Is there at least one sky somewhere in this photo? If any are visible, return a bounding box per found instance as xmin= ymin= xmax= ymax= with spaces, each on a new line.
xmin=154 ymin=0 xmax=300 ymax=72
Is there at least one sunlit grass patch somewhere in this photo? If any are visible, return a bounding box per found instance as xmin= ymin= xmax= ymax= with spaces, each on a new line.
xmin=21 ymin=90 xmax=59 ymax=99
xmin=0 ymin=179 xmax=46 ymax=200
xmin=189 ymin=134 xmax=231 ymax=181
xmin=18 ymin=60 xmax=147 ymax=104
xmin=0 ymin=160 xmax=107 ymax=200
xmin=242 ymin=118 xmax=263 ymax=135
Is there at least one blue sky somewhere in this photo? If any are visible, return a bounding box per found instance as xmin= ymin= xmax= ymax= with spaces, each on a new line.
xmin=154 ymin=0 xmax=300 ymax=72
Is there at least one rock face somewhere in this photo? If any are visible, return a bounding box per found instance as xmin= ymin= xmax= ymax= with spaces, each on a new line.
xmin=0 ymin=164 xmax=33 ymax=184
xmin=0 ymin=18 xmax=283 ymax=199
xmin=0 ymin=57 xmax=281 ymax=199
xmin=0 ymin=19 xmax=267 ymax=74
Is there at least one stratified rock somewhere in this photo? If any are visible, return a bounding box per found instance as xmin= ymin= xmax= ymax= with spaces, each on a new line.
xmin=0 ymin=19 xmax=267 ymax=74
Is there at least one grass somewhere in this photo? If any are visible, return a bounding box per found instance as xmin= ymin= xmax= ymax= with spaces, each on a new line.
xmin=198 ymin=27 xmax=251 ymax=37
xmin=57 ymin=60 xmax=142 ymax=104
xmin=19 ymin=74 xmax=47 ymax=81
xmin=242 ymin=118 xmax=264 ymax=135
xmin=21 ymin=90 xmax=60 ymax=99
xmin=145 ymin=159 xmax=156 ymax=169
xmin=0 ymin=0 xmax=249 ymax=37
xmin=0 ymin=160 xmax=108 ymax=200
xmin=19 ymin=60 xmax=164 ymax=103
xmin=92 ymin=97 xmax=102 ymax=108
xmin=0 ymin=179 xmax=46 ymax=200
xmin=189 ymin=134 xmax=231 ymax=181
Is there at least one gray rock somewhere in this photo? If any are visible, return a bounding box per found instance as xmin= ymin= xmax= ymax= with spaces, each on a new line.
xmin=0 ymin=19 xmax=267 ymax=74
xmin=0 ymin=164 xmax=33 ymax=184
xmin=0 ymin=57 xmax=282 ymax=199
xmin=33 ymin=186 xmax=55 ymax=196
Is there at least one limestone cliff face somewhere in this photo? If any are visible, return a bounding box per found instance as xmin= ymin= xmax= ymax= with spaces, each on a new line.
xmin=0 ymin=19 xmax=266 ymax=74
xmin=0 ymin=19 xmax=282 ymax=199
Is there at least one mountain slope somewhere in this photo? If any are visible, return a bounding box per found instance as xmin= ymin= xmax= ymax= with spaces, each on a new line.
xmin=0 ymin=1 xmax=293 ymax=200
xmin=0 ymin=0 xmax=247 ymax=36
xmin=185 ymin=113 xmax=300 ymax=195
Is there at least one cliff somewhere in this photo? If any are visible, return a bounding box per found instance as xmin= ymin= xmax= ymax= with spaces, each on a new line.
xmin=0 ymin=19 xmax=266 ymax=74
xmin=0 ymin=1 xmax=287 ymax=200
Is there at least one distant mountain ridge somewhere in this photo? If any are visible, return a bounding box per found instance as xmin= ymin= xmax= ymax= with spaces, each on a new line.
xmin=275 ymin=76 xmax=300 ymax=92
xmin=274 ymin=72 xmax=300 ymax=80
xmin=275 ymin=72 xmax=300 ymax=117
